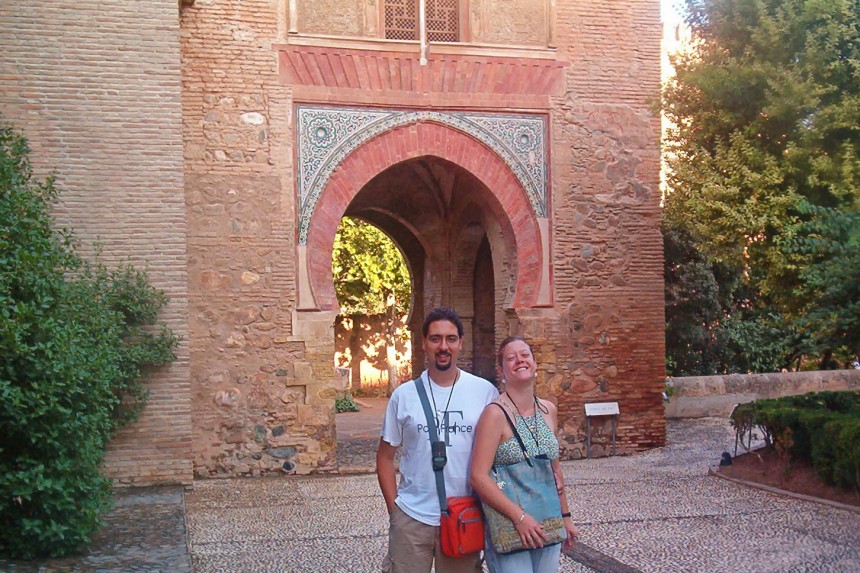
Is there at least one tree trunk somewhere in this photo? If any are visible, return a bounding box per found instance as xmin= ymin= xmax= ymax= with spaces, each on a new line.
xmin=819 ymin=350 xmax=837 ymax=370
xmin=348 ymin=315 xmax=363 ymax=393
xmin=385 ymin=297 xmax=399 ymax=397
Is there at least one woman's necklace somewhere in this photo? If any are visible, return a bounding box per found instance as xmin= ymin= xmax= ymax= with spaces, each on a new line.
xmin=504 ymin=391 xmax=540 ymax=447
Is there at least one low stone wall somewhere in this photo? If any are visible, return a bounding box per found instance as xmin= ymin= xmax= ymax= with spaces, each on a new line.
xmin=665 ymin=370 xmax=860 ymax=418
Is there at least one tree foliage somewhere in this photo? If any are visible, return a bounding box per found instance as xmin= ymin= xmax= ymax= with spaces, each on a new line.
xmin=332 ymin=217 xmax=411 ymax=316
xmin=0 ymin=123 xmax=178 ymax=558
xmin=332 ymin=217 xmax=412 ymax=393
xmin=664 ymin=224 xmax=794 ymax=374
xmin=664 ymin=224 xmax=726 ymax=374
xmin=791 ymin=204 xmax=860 ymax=359
xmin=663 ymin=0 xmax=860 ymax=374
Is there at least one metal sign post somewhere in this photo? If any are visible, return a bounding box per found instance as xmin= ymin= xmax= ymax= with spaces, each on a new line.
xmin=584 ymin=401 xmax=619 ymax=458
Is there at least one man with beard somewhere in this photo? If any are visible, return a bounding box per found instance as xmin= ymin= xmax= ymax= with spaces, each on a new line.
xmin=377 ymin=307 xmax=499 ymax=573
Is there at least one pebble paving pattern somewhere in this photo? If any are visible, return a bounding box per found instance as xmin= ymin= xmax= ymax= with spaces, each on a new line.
xmin=0 ymin=487 xmax=191 ymax=573
xmin=562 ymin=419 xmax=860 ymax=572
xmin=3 ymin=418 xmax=859 ymax=572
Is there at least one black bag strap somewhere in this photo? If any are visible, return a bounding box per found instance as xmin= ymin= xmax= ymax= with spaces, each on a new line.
xmin=414 ymin=375 xmax=449 ymax=514
xmin=491 ymin=402 xmax=534 ymax=467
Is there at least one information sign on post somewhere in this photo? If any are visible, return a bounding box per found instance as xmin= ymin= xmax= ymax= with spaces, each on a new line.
xmin=584 ymin=402 xmax=620 ymax=416
xmin=584 ymin=401 xmax=620 ymax=458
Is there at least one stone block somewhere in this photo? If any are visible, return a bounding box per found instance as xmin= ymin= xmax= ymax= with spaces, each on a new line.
xmin=297 ymin=403 xmax=333 ymax=427
xmin=291 ymin=311 xmax=338 ymax=343
xmin=293 ymin=360 xmax=313 ymax=382
xmin=267 ymin=446 xmax=297 ymax=459
xmin=214 ymin=388 xmax=241 ymax=408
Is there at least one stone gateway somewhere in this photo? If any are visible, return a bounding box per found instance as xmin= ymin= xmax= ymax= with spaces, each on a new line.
xmin=0 ymin=0 xmax=666 ymax=485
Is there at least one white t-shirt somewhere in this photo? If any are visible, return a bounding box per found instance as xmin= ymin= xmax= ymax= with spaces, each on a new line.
xmin=381 ymin=369 xmax=499 ymax=526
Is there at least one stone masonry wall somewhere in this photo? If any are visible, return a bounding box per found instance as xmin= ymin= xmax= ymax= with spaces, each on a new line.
xmin=666 ymin=370 xmax=860 ymax=419
xmin=2 ymin=0 xmax=666 ymax=482
xmin=543 ymin=0 xmax=666 ymax=457
xmin=475 ymin=0 xmax=548 ymax=45
xmin=0 ymin=1 xmax=192 ymax=484
xmin=283 ymin=0 xmax=665 ymax=458
xmin=283 ymin=0 xmax=665 ymax=459
xmin=181 ymin=0 xmax=339 ymax=477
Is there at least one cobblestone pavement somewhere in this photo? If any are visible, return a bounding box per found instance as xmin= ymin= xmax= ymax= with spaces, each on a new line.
xmin=183 ymin=418 xmax=860 ymax=573
xmin=565 ymin=419 xmax=860 ymax=572
xmin=0 ymin=487 xmax=191 ymax=573
xmin=336 ymin=397 xmax=398 ymax=474
xmin=3 ymin=417 xmax=859 ymax=572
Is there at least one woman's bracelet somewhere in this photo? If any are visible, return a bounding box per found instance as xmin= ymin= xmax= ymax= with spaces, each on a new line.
xmin=561 ymin=512 xmax=571 ymax=518
xmin=516 ymin=512 xmax=526 ymax=525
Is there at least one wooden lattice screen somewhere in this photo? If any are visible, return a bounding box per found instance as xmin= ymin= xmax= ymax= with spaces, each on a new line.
xmin=384 ymin=0 xmax=459 ymax=42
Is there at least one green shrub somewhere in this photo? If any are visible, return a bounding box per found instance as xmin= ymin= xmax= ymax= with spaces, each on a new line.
xmin=0 ymin=123 xmax=178 ymax=558
xmin=335 ymin=392 xmax=360 ymax=413
xmin=811 ymin=420 xmax=841 ymax=486
xmin=731 ymin=391 xmax=860 ymax=492
xmin=830 ymin=420 xmax=860 ymax=490
xmin=730 ymin=401 xmax=773 ymax=446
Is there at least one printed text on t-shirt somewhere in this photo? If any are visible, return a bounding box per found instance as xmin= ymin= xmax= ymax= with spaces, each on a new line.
xmin=416 ymin=410 xmax=473 ymax=445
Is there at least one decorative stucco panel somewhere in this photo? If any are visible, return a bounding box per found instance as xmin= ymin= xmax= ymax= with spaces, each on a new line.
xmin=296 ymin=105 xmax=547 ymax=243
xmin=297 ymin=0 xmax=365 ymax=36
xmin=472 ymin=0 xmax=547 ymax=45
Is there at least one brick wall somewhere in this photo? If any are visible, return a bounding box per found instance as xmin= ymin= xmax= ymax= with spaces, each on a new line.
xmin=546 ymin=0 xmax=666 ymax=454
xmin=0 ymin=1 xmax=192 ymax=484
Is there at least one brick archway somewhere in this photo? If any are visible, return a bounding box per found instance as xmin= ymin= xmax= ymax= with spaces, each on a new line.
xmin=302 ymin=120 xmax=546 ymax=312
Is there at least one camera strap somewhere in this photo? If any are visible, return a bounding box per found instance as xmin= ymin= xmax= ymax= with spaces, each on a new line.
xmin=414 ymin=374 xmax=449 ymax=515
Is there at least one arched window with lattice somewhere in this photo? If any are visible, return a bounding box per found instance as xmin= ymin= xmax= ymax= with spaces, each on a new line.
xmin=383 ymin=0 xmax=461 ymax=42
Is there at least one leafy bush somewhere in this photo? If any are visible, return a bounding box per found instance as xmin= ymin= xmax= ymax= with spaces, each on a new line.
xmin=335 ymin=392 xmax=360 ymax=413
xmin=731 ymin=391 xmax=860 ymax=492
xmin=829 ymin=420 xmax=860 ymax=490
xmin=0 ymin=123 xmax=178 ymax=558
